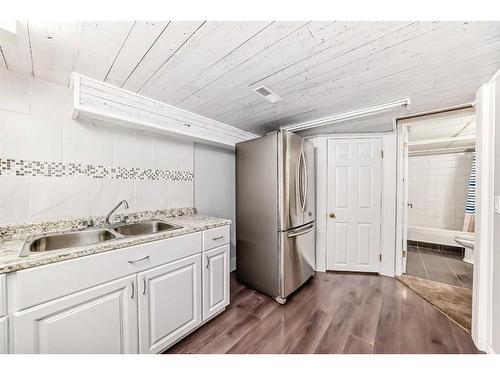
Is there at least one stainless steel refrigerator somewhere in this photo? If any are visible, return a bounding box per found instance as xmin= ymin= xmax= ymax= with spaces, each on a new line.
xmin=235 ymin=130 xmax=315 ymax=304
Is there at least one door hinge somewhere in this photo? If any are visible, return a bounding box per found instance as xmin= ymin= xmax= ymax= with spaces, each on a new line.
xmin=379 ymin=254 xmax=382 ymax=262
xmin=402 ymin=250 xmax=407 ymax=257
xmin=381 ymin=150 xmax=384 ymax=159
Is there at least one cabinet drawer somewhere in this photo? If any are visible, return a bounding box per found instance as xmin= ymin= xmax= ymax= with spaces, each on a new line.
xmin=0 ymin=274 xmax=5 ymax=316
xmin=14 ymin=232 xmax=202 ymax=310
xmin=203 ymin=226 xmax=230 ymax=251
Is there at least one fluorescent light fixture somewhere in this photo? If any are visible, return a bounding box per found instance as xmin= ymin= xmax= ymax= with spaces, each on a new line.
xmin=282 ymin=98 xmax=410 ymax=132
xmin=0 ymin=21 xmax=17 ymax=34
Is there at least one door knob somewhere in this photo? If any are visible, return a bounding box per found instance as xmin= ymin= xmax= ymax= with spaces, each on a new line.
xmin=329 ymin=213 xmax=336 ymax=219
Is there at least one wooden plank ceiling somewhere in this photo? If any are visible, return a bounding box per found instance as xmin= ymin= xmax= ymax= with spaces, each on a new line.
xmin=1 ymin=21 xmax=499 ymax=135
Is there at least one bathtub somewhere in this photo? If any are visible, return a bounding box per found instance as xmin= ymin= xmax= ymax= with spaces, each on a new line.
xmin=407 ymin=225 xmax=474 ymax=264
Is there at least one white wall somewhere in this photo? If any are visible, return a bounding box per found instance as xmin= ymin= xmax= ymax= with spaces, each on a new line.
xmin=310 ymin=132 xmax=397 ymax=276
xmin=492 ymin=72 xmax=500 ymax=353
xmin=194 ymin=144 xmax=236 ymax=267
xmin=408 ymin=152 xmax=474 ymax=231
xmin=0 ymin=68 xmax=195 ymax=224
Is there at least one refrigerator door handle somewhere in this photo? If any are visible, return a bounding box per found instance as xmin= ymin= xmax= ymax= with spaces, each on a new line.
xmin=297 ymin=147 xmax=307 ymax=213
xmin=302 ymin=147 xmax=308 ymax=212
xmin=287 ymin=222 xmax=315 ymax=238
xmin=296 ymin=152 xmax=302 ymax=213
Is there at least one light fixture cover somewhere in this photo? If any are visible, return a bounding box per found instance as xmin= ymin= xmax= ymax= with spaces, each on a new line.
xmin=282 ymin=98 xmax=411 ymax=132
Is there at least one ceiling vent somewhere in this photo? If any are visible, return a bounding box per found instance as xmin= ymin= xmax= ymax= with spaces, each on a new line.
xmin=253 ymin=86 xmax=282 ymax=104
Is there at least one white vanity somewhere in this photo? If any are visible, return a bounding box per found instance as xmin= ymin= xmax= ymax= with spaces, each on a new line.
xmin=0 ymin=220 xmax=230 ymax=354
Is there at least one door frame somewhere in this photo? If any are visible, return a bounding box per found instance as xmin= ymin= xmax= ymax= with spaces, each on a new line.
xmin=394 ymin=104 xmax=476 ymax=276
xmin=473 ymin=81 xmax=496 ymax=353
xmin=308 ymin=133 xmax=397 ymax=277
xmin=394 ymin=100 xmax=496 ymax=352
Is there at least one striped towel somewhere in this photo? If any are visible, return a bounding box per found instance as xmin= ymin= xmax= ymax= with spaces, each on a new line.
xmin=465 ymin=153 xmax=476 ymax=214
xmin=463 ymin=153 xmax=476 ymax=232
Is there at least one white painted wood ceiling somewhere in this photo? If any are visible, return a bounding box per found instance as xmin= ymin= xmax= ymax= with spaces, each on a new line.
xmin=1 ymin=21 xmax=499 ymax=135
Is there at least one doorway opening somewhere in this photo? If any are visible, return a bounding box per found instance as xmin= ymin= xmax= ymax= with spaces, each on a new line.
xmin=398 ymin=107 xmax=476 ymax=331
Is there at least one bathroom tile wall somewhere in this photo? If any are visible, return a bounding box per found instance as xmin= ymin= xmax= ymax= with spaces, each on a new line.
xmin=0 ymin=68 xmax=194 ymax=224
xmin=408 ymin=152 xmax=474 ymax=231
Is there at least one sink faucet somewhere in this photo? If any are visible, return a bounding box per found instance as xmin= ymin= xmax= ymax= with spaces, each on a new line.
xmin=105 ymin=200 xmax=129 ymax=225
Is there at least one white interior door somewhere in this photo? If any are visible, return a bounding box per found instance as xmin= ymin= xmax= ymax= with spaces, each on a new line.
xmin=326 ymin=138 xmax=382 ymax=272
xmin=402 ymin=126 xmax=409 ymax=273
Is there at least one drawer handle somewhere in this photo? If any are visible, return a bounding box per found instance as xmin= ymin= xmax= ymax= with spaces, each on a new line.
xmin=128 ymin=255 xmax=150 ymax=264
xmin=212 ymin=235 xmax=224 ymax=241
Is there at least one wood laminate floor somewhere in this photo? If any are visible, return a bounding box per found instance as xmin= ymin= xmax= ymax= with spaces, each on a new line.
xmin=166 ymin=272 xmax=481 ymax=354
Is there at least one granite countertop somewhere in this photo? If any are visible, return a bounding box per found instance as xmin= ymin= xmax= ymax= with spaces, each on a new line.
xmin=0 ymin=213 xmax=231 ymax=274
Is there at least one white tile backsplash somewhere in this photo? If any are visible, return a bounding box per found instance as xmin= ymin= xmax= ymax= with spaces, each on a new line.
xmin=114 ymin=129 xmax=153 ymax=169
xmin=152 ymin=135 xmax=178 ymax=170
xmin=30 ymin=77 xmax=72 ymax=119
xmin=134 ymin=180 xmax=170 ymax=211
xmin=167 ymin=180 xmax=194 ymax=208
xmin=180 ymin=141 xmax=194 ymax=173
xmin=0 ymin=69 xmax=30 ymax=114
xmin=152 ymin=135 xmax=194 ymax=172
xmin=0 ymin=70 xmax=195 ymax=224
xmin=30 ymin=176 xmax=91 ymax=221
xmin=0 ymin=176 xmax=30 ymax=224
xmin=63 ymin=118 xmax=115 ymax=166
xmin=408 ymin=152 xmax=474 ymax=231
xmin=0 ymin=110 xmax=63 ymax=162
xmin=90 ymin=178 xmax=135 ymax=216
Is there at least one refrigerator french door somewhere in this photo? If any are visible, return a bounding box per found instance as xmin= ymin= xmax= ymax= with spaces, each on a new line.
xmin=236 ymin=130 xmax=315 ymax=304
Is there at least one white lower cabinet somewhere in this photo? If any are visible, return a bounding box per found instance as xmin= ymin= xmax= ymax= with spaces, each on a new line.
xmin=138 ymin=254 xmax=202 ymax=354
xmin=203 ymin=245 xmax=230 ymax=321
xmin=13 ymin=275 xmax=138 ymax=354
xmin=0 ymin=316 xmax=7 ymax=354
xmin=6 ymin=226 xmax=230 ymax=354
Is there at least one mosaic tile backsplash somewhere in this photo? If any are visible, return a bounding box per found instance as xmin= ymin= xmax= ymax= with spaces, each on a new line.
xmin=0 ymin=158 xmax=193 ymax=182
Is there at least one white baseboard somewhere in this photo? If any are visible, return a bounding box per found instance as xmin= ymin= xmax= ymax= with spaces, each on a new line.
xmin=230 ymin=257 xmax=236 ymax=272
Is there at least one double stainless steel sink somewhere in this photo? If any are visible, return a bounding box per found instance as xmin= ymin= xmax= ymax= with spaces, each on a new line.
xmin=20 ymin=220 xmax=182 ymax=257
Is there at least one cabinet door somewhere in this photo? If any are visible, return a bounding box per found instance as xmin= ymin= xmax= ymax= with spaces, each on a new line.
xmin=138 ymin=254 xmax=202 ymax=354
xmin=0 ymin=274 xmax=6 ymax=317
xmin=203 ymin=245 xmax=230 ymax=321
xmin=0 ymin=316 xmax=7 ymax=354
xmin=13 ymin=275 xmax=138 ymax=354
